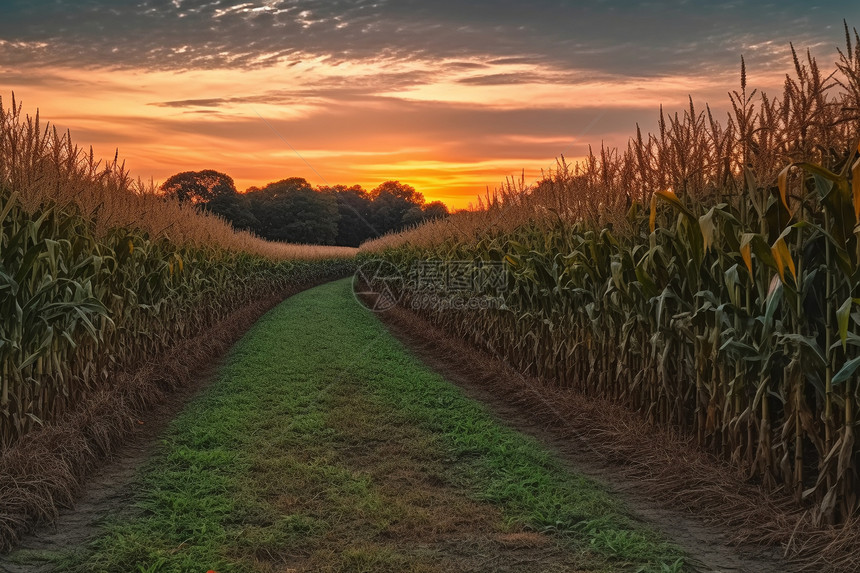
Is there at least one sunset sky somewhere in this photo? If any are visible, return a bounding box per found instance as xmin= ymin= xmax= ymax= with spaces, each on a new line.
xmin=1 ymin=1 xmax=855 ymax=209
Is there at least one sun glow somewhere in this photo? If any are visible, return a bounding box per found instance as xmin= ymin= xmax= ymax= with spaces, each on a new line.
xmin=2 ymin=49 xmax=791 ymax=209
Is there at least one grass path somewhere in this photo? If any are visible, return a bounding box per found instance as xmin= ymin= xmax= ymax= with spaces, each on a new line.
xmin=28 ymin=279 xmax=684 ymax=572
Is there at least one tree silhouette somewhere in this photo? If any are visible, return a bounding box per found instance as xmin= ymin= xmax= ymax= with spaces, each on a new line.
xmin=160 ymin=170 xmax=238 ymax=204
xmin=422 ymin=200 xmax=449 ymax=220
xmin=160 ymin=170 xmax=257 ymax=230
xmin=247 ymin=178 xmax=340 ymax=245
xmin=370 ymin=181 xmax=425 ymax=234
xmin=321 ymin=184 xmax=376 ymax=247
xmin=160 ymin=171 xmax=449 ymax=245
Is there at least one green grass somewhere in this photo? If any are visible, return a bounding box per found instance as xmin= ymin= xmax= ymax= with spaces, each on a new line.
xmin=46 ymin=278 xmax=685 ymax=572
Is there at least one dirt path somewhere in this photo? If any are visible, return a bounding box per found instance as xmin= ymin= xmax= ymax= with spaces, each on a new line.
xmin=373 ymin=304 xmax=794 ymax=573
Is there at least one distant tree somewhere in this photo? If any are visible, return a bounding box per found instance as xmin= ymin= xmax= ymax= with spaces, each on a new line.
xmin=370 ymin=180 xmax=424 ymax=204
xmin=401 ymin=206 xmax=426 ymax=228
xmin=247 ymin=177 xmax=339 ymax=244
xmin=320 ymin=184 xmax=376 ymax=247
xmin=160 ymin=170 xmax=238 ymax=205
xmin=370 ymin=181 xmax=425 ymax=235
xmin=402 ymin=200 xmax=448 ymax=228
xmin=161 ymin=171 xmax=449 ymax=245
xmin=422 ymin=200 xmax=449 ymax=220
xmin=160 ymin=169 xmax=257 ymax=230
xmin=207 ymin=192 xmax=258 ymax=230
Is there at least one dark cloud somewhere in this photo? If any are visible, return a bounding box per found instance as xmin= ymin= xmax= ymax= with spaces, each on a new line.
xmin=442 ymin=61 xmax=491 ymax=70
xmin=486 ymin=56 xmax=547 ymax=66
xmin=0 ymin=0 xmax=853 ymax=77
xmin=457 ymin=73 xmax=552 ymax=86
xmin=155 ymin=97 xmax=233 ymax=108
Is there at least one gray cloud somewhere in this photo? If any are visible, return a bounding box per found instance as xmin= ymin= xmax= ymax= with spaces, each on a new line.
xmin=155 ymin=97 xmax=233 ymax=108
xmin=0 ymin=0 xmax=853 ymax=78
xmin=457 ymin=73 xmax=552 ymax=86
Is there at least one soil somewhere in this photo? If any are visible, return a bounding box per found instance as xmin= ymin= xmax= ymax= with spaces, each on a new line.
xmin=286 ymin=373 xmax=603 ymax=573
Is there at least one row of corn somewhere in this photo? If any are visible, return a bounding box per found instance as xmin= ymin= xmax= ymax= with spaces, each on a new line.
xmin=361 ymin=32 xmax=860 ymax=523
xmin=1 ymin=97 xmax=355 ymax=448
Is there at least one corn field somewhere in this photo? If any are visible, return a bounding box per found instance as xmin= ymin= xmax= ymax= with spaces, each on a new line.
xmin=0 ymin=96 xmax=355 ymax=448
xmin=362 ymin=28 xmax=860 ymax=523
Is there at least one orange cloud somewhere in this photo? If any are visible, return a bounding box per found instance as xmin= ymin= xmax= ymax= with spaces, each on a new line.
xmin=2 ymin=48 xmax=795 ymax=210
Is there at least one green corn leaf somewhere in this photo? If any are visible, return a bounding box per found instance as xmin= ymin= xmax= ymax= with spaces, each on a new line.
xmin=832 ymin=356 xmax=860 ymax=386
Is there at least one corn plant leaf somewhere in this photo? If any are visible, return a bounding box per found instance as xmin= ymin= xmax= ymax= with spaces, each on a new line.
xmin=744 ymin=166 xmax=768 ymax=218
xmin=771 ymin=236 xmax=796 ymax=284
xmin=634 ymin=263 xmax=658 ymax=299
xmin=699 ymin=208 xmax=716 ymax=254
xmin=740 ymin=234 xmax=754 ymax=275
xmin=712 ymin=204 xmax=742 ymax=227
xmin=853 ymin=156 xmax=860 ymax=220
xmin=725 ymin=264 xmax=741 ymax=307
xmin=0 ymin=191 xmax=18 ymax=223
xmin=742 ymin=233 xmax=777 ymax=274
xmin=655 ymin=286 xmax=676 ymax=325
xmin=763 ymin=276 xmax=783 ymax=339
xmin=655 ymin=188 xmax=694 ymax=220
xmin=813 ymin=173 xmax=835 ymax=199
xmin=771 ymin=244 xmax=785 ymax=283
xmin=832 ymin=356 xmax=860 ymax=386
xmin=777 ymin=163 xmax=793 ymax=215
xmin=829 ymin=331 xmax=860 ymax=350
xmin=0 ymin=269 xmax=18 ymax=295
xmin=649 ymin=192 xmax=658 ymax=233
xmin=14 ymin=242 xmax=46 ymax=286
xmin=778 ymin=333 xmax=827 ymax=368
xmin=838 ymin=297 xmax=853 ymax=351
xmin=610 ymin=260 xmax=624 ymax=291
xmin=718 ymin=338 xmax=758 ymax=358
xmin=818 ymin=180 xmax=856 ymax=243
xmin=794 ymin=161 xmax=844 ymax=183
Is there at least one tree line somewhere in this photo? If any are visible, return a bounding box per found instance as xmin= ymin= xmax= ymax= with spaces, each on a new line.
xmin=159 ymin=170 xmax=449 ymax=247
